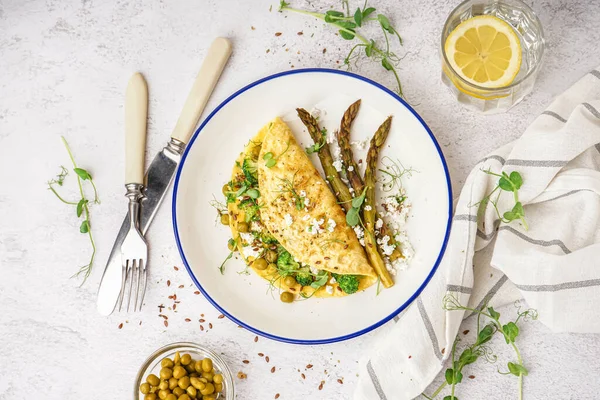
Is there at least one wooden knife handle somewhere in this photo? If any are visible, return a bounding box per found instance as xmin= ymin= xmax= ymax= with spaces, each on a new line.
xmin=124 ymin=72 xmax=148 ymax=185
xmin=171 ymin=37 xmax=232 ymax=144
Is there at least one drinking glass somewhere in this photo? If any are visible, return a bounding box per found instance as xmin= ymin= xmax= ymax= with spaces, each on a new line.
xmin=441 ymin=0 xmax=545 ymax=113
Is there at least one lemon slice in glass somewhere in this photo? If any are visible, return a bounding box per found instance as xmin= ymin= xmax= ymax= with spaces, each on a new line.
xmin=445 ymin=15 xmax=522 ymax=89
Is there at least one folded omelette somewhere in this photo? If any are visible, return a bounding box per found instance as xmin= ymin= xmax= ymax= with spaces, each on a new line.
xmin=225 ymin=118 xmax=376 ymax=300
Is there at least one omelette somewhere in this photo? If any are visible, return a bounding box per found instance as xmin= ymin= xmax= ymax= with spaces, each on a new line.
xmin=223 ymin=118 xmax=376 ymax=301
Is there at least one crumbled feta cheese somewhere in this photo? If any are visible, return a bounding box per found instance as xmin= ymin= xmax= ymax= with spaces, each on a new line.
xmin=309 ymin=266 xmax=319 ymax=274
xmin=304 ymin=197 xmax=310 ymax=207
xmin=310 ymin=107 xmax=325 ymax=120
xmin=299 ymin=190 xmax=307 ymax=198
xmin=284 ymin=213 xmax=293 ymax=227
xmin=239 ymin=232 xmax=255 ymax=245
xmin=353 ymin=225 xmax=365 ymax=246
xmin=349 ymin=187 xmax=355 ymax=194
xmin=242 ymin=246 xmax=261 ymax=260
xmin=302 ymin=214 xmax=311 ymax=221
xmin=350 ymin=139 xmax=368 ymax=150
xmin=332 ymin=159 xmax=343 ymax=172
xmin=250 ymin=221 xmax=263 ymax=232
xmin=325 ymin=285 xmax=334 ymax=295
xmin=364 ymin=205 xmax=372 ymax=211
xmin=375 ymin=218 xmax=384 ymax=230
xmin=348 ymin=165 xmax=354 ymax=172
xmin=377 ymin=235 xmax=395 ymax=256
xmin=329 ymin=276 xmax=337 ymax=284
xmin=326 ymin=218 xmax=336 ymax=232
xmin=307 ymin=218 xmax=325 ymax=235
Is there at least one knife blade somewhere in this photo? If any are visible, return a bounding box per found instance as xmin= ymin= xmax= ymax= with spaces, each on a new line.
xmin=97 ymin=38 xmax=232 ymax=315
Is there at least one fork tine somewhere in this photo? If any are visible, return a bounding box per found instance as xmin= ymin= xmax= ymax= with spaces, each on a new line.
xmin=138 ymin=259 xmax=147 ymax=312
xmin=134 ymin=259 xmax=141 ymax=311
xmin=127 ymin=259 xmax=136 ymax=312
xmin=118 ymin=260 xmax=128 ymax=312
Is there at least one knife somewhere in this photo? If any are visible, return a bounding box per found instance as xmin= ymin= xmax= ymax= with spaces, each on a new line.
xmin=97 ymin=37 xmax=233 ymax=316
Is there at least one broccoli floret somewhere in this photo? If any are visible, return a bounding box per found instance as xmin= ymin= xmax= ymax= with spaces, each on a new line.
xmin=333 ymin=273 xmax=360 ymax=294
xmin=276 ymin=250 xmax=299 ymax=276
xmin=259 ymin=232 xmax=279 ymax=245
xmin=295 ymin=268 xmax=313 ymax=287
xmin=242 ymin=158 xmax=258 ymax=185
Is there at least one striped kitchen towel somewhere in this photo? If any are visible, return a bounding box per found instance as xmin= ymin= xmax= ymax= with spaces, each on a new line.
xmin=355 ymin=68 xmax=600 ymax=400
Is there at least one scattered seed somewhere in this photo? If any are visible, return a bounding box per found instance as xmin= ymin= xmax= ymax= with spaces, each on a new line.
xmin=275 ymin=394 xmax=280 ymax=399
xmin=164 ymin=320 xmax=168 ymax=328
xmin=167 ymin=280 xmax=171 ymax=287
xmin=200 ymin=325 xmax=204 ymax=331
xmin=469 ymin=375 xmax=476 ymax=379
xmin=178 ymin=284 xmax=184 ymax=289
xmin=275 ymin=32 xmax=282 ymax=36
xmin=174 ymin=266 xmax=179 ymax=271
xmin=301 ymin=373 xmax=306 ymax=379
xmin=297 ymin=31 xmax=303 ymax=35
xmin=258 ymin=353 xmax=264 ymax=357
xmin=441 ymin=348 xmax=445 ymax=354
xmin=218 ymin=314 xmax=225 ymax=319
xmin=185 ymin=318 xmax=191 ymax=322
xmin=306 ymin=364 xmax=313 ymax=369
xmin=201 ymin=314 xmax=204 ymax=317
xmin=254 ymin=336 xmax=258 ymax=342
xmin=271 ymin=366 xmax=276 ymax=373
xmin=200 ymin=319 xmax=205 ymax=323
xmin=251 ymin=26 xmax=256 ymax=30
xmin=323 ymin=48 xmax=326 ymax=54
xmin=118 ymin=323 xmax=123 ymax=329
xmin=337 ymin=379 xmax=343 ymax=384
xmin=463 ymin=330 xmax=470 ymax=335
xmin=209 ymin=323 xmax=213 ymax=329
xmin=408 ymin=355 xmax=412 ymax=359
xmin=265 ymin=356 xmax=270 ymax=363
xmin=139 ymin=321 xmax=142 ymax=326
xmin=194 ymin=291 xmax=200 ymax=295
xmin=243 ymin=360 xmax=250 ymax=364
xmin=318 ymin=381 xmax=324 ymax=390
xmin=173 ymin=304 xmax=177 ymax=311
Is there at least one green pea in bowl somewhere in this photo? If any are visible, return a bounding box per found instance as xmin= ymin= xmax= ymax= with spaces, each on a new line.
xmin=134 ymin=342 xmax=234 ymax=400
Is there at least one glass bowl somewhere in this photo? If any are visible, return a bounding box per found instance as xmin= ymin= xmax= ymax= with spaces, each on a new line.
xmin=134 ymin=342 xmax=234 ymax=400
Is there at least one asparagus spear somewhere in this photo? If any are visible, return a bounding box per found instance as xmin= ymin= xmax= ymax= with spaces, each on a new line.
xmin=363 ymin=116 xmax=394 ymax=288
xmin=337 ymin=102 xmax=403 ymax=261
xmin=296 ymin=108 xmax=353 ymax=212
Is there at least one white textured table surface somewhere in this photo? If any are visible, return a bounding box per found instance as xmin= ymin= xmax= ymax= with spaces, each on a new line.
xmin=1 ymin=0 xmax=600 ymax=399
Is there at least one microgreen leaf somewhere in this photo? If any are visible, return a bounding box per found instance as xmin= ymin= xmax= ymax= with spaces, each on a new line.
xmin=458 ymin=348 xmax=478 ymax=366
xmin=354 ymin=8 xmax=363 ymax=26
xmin=74 ymin=167 xmax=91 ymax=180
xmin=362 ymin=7 xmax=376 ymax=18
xmin=336 ymin=21 xmax=357 ymax=30
xmin=219 ymin=251 xmax=234 ymax=275
xmin=80 ymin=220 xmax=90 ymax=233
xmin=339 ymin=29 xmax=355 ymax=40
xmin=507 ymin=362 xmax=528 ymax=377
xmin=503 ymin=322 xmax=519 ymax=343
xmin=382 ymin=57 xmax=393 ymax=71
xmin=310 ymin=270 xmax=329 ymax=289
xmin=498 ymin=176 xmax=513 ymax=191
xmin=76 ymin=199 xmax=87 ymax=217
xmin=503 ymin=211 xmax=517 ymax=221
xmin=365 ymin=39 xmax=374 ymax=57
xmin=445 ymin=369 xmax=454 ymax=384
xmin=246 ymin=188 xmax=260 ymax=199
xmin=326 ymin=10 xmax=344 ymax=17
xmin=346 ymin=207 xmax=359 ymax=226
xmin=455 ymin=371 xmax=463 ymax=384
xmin=377 ymin=14 xmax=392 ymax=32
xmin=443 ymin=396 xmax=458 ymax=400
xmin=512 ymin=202 xmax=524 ymax=216
xmin=488 ymin=307 xmax=501 ymax=320
xmin=351 ymin=189 xmax=367 ymax=208
xmin=265 ymin=158 xmax=277 ymax=168
xmin=510 ymin=171 xmax=523 ymax=189
xmin=476 ymin=324 xmax=494 ymax=345
xmin=235 ymin=185 xmax=248 ymax=197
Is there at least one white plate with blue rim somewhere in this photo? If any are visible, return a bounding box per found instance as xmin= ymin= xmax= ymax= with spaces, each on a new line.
xmin=173 ymin=68 xmax=452 ymax=344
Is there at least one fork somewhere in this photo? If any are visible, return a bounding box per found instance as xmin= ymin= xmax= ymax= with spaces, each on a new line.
xmin=118 ymin=72 xmax=149 ymax=312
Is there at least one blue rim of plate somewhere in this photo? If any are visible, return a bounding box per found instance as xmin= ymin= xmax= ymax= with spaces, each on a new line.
xmin=173 ymin=68 xmax=453 ymax=345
